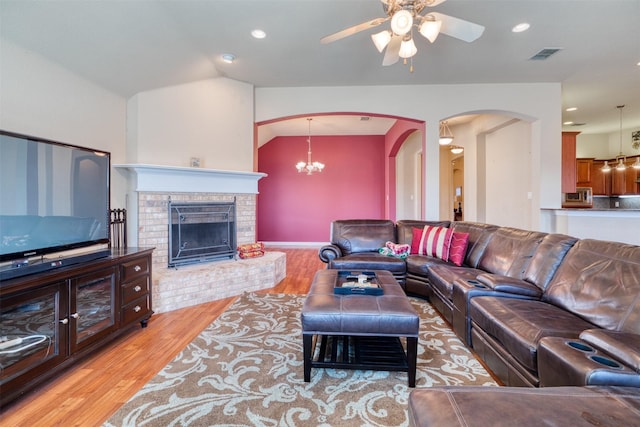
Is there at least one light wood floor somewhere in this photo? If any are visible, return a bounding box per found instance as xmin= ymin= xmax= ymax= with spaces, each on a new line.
xmin=0 ymin=248 xmax=325 ymax=427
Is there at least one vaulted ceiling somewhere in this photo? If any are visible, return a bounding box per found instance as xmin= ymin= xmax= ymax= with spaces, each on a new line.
xmin=2 ymin=0 xmax=639 ymax=136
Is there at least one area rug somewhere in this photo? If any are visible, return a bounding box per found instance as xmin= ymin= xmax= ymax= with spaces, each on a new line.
xmin=105 ymin=292 xmax=497 ymax=427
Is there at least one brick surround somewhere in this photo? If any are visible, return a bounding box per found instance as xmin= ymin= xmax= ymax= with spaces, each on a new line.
xmin=135 ymin=191 xmax=285 ymax=313
xmin=114 ymin=164 xmax=278 ymax=313
xmin=137 ymin=192 xmax=256 ymax=267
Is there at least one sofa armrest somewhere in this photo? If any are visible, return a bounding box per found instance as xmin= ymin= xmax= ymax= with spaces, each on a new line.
xmin=319 ymin=244 xmax=343 ymax=263
xmin=475 ymin=273 xmax=542 ymax=298
xmin=580 ymin=329 xmax=640 ymax=372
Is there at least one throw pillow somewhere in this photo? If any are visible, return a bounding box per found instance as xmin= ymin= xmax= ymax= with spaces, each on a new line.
xmin=411 ymin=226 xmax=453 ymax=260
xmin=448 ymin=232 xmax=470 ymax=266
xmin=386 ymin=241 xmax=410 ymax=256
xmin=237 ymin=242 xmax=264 ymax=253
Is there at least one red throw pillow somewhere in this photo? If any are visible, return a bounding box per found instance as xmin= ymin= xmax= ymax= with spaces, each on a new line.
xmin=411 ymin=226 xmax=453 ymax=260
xmin=448 ymin=232 xmax=470 ymax=266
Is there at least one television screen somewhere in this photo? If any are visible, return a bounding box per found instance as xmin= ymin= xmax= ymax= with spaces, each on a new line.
xmin=0 ymin=130 xmax=110 ymax=264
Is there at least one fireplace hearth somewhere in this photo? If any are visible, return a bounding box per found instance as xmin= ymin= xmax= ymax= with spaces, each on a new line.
xmin=168 ymin=199 xmax=236 ymax=267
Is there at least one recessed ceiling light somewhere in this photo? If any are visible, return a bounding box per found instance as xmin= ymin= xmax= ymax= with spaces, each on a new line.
xmin=565 ymin=107 xmax=577 ymax=112
xmin=512 ymin=23 xmax=530 ymax=33
xmin=251 ymin=29 xmax=266 ymax=39
xmin=563 ymin=121 xmax=574 ymax=125
xmin=221 ymin=53 xmax=235 ymax=64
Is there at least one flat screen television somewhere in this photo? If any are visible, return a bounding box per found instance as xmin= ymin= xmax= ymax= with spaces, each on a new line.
xmin=0 ymin=130 xmax=111 ymax=279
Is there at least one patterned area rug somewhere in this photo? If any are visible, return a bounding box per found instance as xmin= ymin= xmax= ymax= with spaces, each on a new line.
xmin=105 ymin=293 xmax=497 ymax=427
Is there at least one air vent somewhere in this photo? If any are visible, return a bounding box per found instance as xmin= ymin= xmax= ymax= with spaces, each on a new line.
xmin=530 ymin=48 xmax=562 ymax=60
xmin=360 ymin=116 xmax=371 ymax=121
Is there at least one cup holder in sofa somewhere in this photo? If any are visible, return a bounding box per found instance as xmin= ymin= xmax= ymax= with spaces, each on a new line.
xmin=589 ymin=355 xmax=622 ymax=369
xmin=566 ymin=341 xmax=594 ymax=352
xmin=467 ymin=279 xmax=487 ymax=288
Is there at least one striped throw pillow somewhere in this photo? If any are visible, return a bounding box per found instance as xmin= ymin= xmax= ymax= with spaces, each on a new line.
xmin=411 ymin=226 xmax=454 ymax=260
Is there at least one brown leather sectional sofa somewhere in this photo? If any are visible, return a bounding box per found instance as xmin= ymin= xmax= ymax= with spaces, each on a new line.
xmin=318 ymin=219 xmax=640 ymax=390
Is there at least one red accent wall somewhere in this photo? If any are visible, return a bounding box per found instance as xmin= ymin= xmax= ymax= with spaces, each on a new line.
xmin=257 ymin=134 xmax=386 ymax=242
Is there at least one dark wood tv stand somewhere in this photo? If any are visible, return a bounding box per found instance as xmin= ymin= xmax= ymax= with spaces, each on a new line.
xmin=0 ymin=247 xmax=154 ymax=408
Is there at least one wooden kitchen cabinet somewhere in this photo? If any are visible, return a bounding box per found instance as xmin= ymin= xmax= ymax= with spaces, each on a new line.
xmin=624 ymin=159 xmax=639 ymax=195
xmin=576 ymin=158 xmax=593 ymax=186
xmin=562 ymin=132 xmax=580 ymax=193
xmin=591 ymin=160 xmax=610 ymax=196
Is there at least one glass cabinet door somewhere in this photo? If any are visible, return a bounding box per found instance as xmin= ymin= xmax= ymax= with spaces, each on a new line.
xmin=0 ymin=282 xmax=67 ymax=389
xmin=69 ymin=267 xmax=117 ymax=352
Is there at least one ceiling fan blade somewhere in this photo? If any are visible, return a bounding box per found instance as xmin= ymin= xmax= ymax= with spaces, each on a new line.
xmin=321 ymin=17 xmax=388 ymax=44
xmin=382 ymin=34 xmax=402 ymax=66
xmin=429 ymin=12 xmax=485 ymax=42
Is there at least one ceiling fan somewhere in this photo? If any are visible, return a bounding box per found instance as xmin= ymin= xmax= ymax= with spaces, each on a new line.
xmin=321 ymin=0 xmax=485 ymax=67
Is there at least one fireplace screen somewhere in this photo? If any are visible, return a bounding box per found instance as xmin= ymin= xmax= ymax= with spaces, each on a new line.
xmin=168 ymin=200 xmax=236 ymax=267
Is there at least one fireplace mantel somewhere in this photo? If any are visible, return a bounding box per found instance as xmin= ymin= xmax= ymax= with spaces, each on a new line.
xmin=114 ymin=164 xmax=267 ymax=194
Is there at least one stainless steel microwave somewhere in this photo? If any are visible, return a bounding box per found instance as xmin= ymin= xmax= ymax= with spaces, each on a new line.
xmin=562 ymin=187 xmax=593 ymax=208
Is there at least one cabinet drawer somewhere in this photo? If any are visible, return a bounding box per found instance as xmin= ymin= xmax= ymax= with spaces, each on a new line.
xmin=121 ymin=257 xmax=150 ymax=282
xmin=122 ymin=295 xmax=151 ymax=325
xmin=122 ymin=277 xmax=149 ymax=305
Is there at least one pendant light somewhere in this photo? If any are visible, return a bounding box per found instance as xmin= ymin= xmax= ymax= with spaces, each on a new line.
xmin=439 ymin=121 xmax=454 ymax=145
xmin=615 ymin=105 xmax=626 ymax=171
xmin=602 ymin=105 xmax=627 ymax=172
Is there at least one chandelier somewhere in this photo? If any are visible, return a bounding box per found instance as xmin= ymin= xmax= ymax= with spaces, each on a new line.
xmin=296 ymin=118 xmax=325 ymax=175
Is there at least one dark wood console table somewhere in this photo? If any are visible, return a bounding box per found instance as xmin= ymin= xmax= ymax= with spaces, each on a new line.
xmin=0 ymin=247 xmax=154 ymax=408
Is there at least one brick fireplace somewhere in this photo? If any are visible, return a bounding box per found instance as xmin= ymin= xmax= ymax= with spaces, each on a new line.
xmin=114 ymin=164 xmax=285 ymax=313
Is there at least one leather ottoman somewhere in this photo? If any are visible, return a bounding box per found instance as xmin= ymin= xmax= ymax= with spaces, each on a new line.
xmin=301 ymin=269 xmax=419 ymax=386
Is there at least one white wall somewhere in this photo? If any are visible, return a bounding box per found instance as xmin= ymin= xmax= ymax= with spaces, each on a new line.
xmin=0 ymin=38 xmax=128 ymax=208
xmin=485 ymin=120 xmax=532 ymax=228
xmin=255 ymin=83 xmax=561 ymax=228
xmin=577 ymin=130 xmax=640 ymax=159
xmin=576 ymin=133 xmax=609 ymax=158
xmin=395 ymin=131 xmax=422 ymax=220
xmin=127 ymin=78 xmax=254 ymax=171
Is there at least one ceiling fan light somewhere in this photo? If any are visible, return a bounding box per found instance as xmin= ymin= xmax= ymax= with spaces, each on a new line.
xmin=398 ymin=37 xmax=417 ymax=59
xmin=371 ymin=30 xmax=392 ymax=52
xmin=391 ymin=10 xmax=413 ymax=36
xmin=419 ymin=16 xmax=442 ymax=43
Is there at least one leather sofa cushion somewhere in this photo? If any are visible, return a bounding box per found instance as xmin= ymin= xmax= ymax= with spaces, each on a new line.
xmin=580 ymin=329 xmax=640 ymax=372
xmin=543 ymin=239 xmax=640 ymax=334
xmin=476 ymin=227 xmax=546 ymax=278
xmin=450 ymin=222 xmax=498 ymax=268
xmin=470 ymin=297 xmax=595 ymax=372
xmin=429 ymin=265 xmax=484 ymax=301
xmin=523 ymin=233 xmax=577 ymax=290
xmin=329 ymin=253 xmax=406 ymax=273
xmin=330 ymin=219 xmax=396 ymax=255
xmin=475 ymin=273 xmax=542 ymax=298
xmin=408 ymin=386 xmax=640 ymax=427
xmin=405 ymin=254 xmax=451 ymax=276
